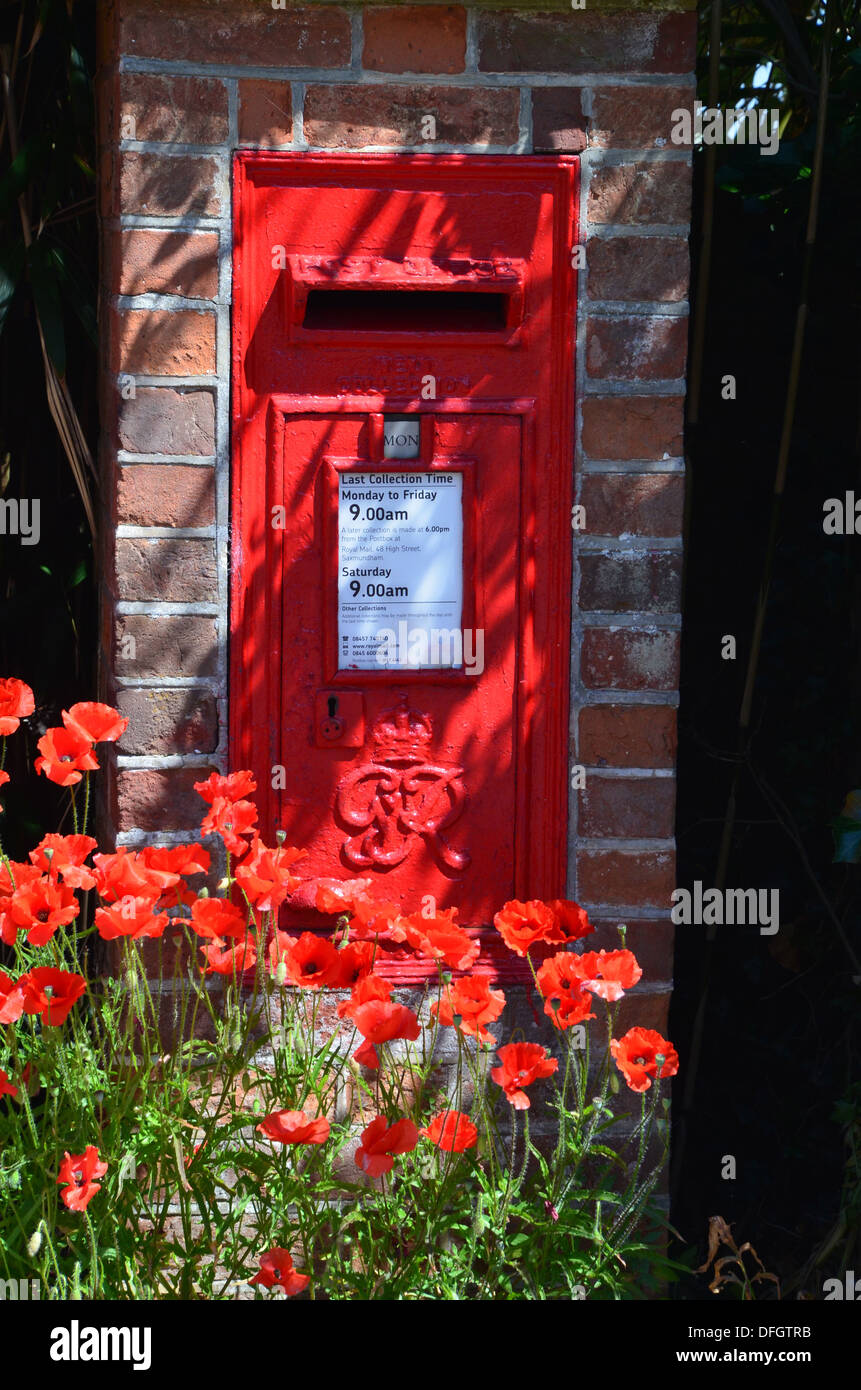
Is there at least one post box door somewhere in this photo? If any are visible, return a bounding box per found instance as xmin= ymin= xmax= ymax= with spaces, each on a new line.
xmin=230 ymin=153 xmax=577 ymax=931
xmin=259 ymin=400 xmax=527 ymax=925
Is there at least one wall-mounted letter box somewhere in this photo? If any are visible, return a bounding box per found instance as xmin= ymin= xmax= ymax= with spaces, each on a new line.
xmin=231 ymin=153 xmax=578 ymax=926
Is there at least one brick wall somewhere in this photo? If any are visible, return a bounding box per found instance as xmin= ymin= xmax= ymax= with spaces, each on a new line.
xmin=96 ymin=0 xmax=694 ymax=1038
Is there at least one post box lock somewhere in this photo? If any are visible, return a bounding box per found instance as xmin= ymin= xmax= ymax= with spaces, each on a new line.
xmin=314 ymin=690 xmax=364 ymax=748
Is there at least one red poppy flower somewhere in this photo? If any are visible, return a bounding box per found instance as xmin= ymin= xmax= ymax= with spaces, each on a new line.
xmin=256 ymin=1109 xmax=330 ymax=1145
xmin=233 ymin=836 xmax=304 ymax=911
xmin=141 ymin=843 xmax=210 ymax=878
xmin=332 ymin=941 xmax=377 ymax=989
xmin=0 ymin=677 xmax=35 ymax=735
xmin=420 ymin=1110 xmax=478 ymax=1153
xmin=336 ymin=973 xmax=392 ymax=1021
xmin=190 ymin=896 xmax=248 ymax=941
xmin=95 ymin=898 xmax=169 ymax=941
xmin=355 ymin=1115 xmax=419 ymax=1177
xmin=34 ymin=727 xmax=99 ymax=787
xmin=29 ymin=834 xmax=98 ymax=890
xmin=610 ymin=1027 xmax=679 ymax=1093
xmin=493 ymin=899 xmax=559 ymax=957
xmin=0 ymin=1068 xmax=17 ymax=1099
xmin=545 ymin=899 xmax=594 ymax=943
xmin=201 ymin=797 xmax=258 ymax=856
xmin=93 ymin=848 xmax=176 ymax=905
xmin=278 ymin=931 xmax=340 ymax=988
xmin=491 ymin=1042 xmax=558 ymax=1110
xmin=430 ymin=975 xmax=506 ymax=1044
xmin=199 ymin=937 xmax=258 ymax=975
xmin=0 ymin=860 xmax=41 ymax=897
xmin=351 ymin=998 xmax=421 ymax=1069
xmin=62 ymin=701 xmax=128 ymax=744
xmin=315 ymin=877 xmax=376 ymax=915
xmin=249 ymin=1247 xmax=309 ymax=1296
xmin=57 ymin=1146 xmax=108 ymax=1211
xmin=574 ymin=948 xmax=642 ymax=1002
xmin=18 ymin=968 xmax=87 ymax=1025
xmin=347 ymin=894 xmax=405 ymax=943
xmin=399 ymin=910 xmax=480 ymax=972
xmin=10 ymin=877 xmax=80 ymax=948
xmin=535 ymin=952 xmax=598 ymax=1030
xmin=140 ymin=844 xmax=211 ymax=910
xmin=0 ymin=862 xmax=42 ymax=946
xmin=0 ymin=970 xmax=25 ymax=1024
xmin=194 ymin=769 xmax=258 ymax=806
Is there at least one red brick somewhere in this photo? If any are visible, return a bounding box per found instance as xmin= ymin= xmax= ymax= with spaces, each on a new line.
xmin=96 ymin=67 xmax=119 ymax=219
xmin=478 ymin=13 xmax=693 ymax=74
xmin=586 ymin=316 xmax=687 ymax=380
xmin=119 ymin=2 xmax=351 ymax=67
xmin=238 ymin=81 xmax=293 ymax=145
xmin=113 ymin=309 xmax=216 ymax=376
xmin=590 ymin=917 xmax=674 ymax=983
xmin=116 ymin=231 xmax=220 ymax=298
xmin=579 ymin=776 xmax=675 ymax=838
xmin=581 ymin=474 xmax=684 ymax=535
xmin=116 ymin=688 xmax=218 ymax=756
xmin=120 ymin=73 xmax=228 ymax=144
xmin=116 ymin=767 xmax=217 ymax=833
xmin=364 ymin=7 xmax=466 ymax=73
xmin=578 ymin=705 xmax=677 ymax=768
xmin=588 ymin=163 xmax=691 ymax=225
xmin=587 ymin=237 xmax=688 ymax=302
xmin=531 ymin=88 xmax=588 ymax=153
xmin=577 ymin=849 xmax=676 ymax=908
xmin=118 ymin=388 xmax=215 ymax=456
xmin=590 ymin=85 xmax=692 ymax=149
xmin=117 ymin=465 xmax=215 ymax=527
xmin=303 ymin=84 xmax=519 ymax=148
xmin=118 ymin=153 xmax=220 ymax=217
xmin=114 ymin=615 xmax=218 ymax=678
xmin=615 ymin=987 xmax=672 ymax=1037
xmin=581 ymin=629 xmax=680 ymax=691
xmin=579 ymin=551 xmax=681 ymax=611
xmin=581 ymin=397 xmax=684 ymax=460
xmin=115 ymin=538 xmax=217 ymax=602
xmin=654 ymin=13 xmax=697 ymax=75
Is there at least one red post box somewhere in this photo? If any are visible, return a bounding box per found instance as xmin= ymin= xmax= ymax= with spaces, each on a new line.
xmin=231 ymin=153 xmax=578 ymax=933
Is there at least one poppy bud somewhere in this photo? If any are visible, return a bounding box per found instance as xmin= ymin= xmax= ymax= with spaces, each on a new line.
xmin=544 ymin=1200 xmax=559 ymax=1223
xmin=198 ymin=887 xmax=210 ymax=899
xmin=27 ymin=1229 xmax=42 ymax=1257
xmin=275 ymin=830 xmax=287 ymax=845
xmin=274 ymin=962 xmax=288 ymax=986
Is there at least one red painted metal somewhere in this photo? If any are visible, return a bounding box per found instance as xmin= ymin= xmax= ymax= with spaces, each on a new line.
xmin=231 ymin=153 xmax=578 ymax=972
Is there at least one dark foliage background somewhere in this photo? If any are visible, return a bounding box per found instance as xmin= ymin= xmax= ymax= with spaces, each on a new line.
xmin=670 ymin=0 xmax=861 ymax=1298
xmin=0 ymin=0 xmax=98 ymax=857
xmin=0 ymin=0 xmax=859 ymax=1298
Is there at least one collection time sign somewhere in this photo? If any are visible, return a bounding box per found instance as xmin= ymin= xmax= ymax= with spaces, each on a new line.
xmin=337 ymin=469 xmax=464 ymax=671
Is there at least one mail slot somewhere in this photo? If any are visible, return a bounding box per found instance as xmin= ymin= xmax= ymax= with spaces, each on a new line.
xmin=231 ymin=153 xmax=578 ymax=926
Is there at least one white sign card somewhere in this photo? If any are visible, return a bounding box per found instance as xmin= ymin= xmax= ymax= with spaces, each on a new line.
xmin=338 ymin=470 xmax=464 ymax=670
